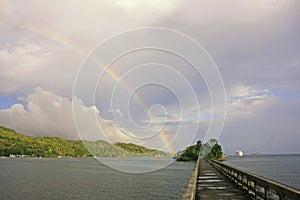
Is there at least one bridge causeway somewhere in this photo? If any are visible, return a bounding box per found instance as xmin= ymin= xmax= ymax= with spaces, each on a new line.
xmin=179 ymin=158 xmax=300 ymax=200
xmin=196 ymin=159 xmax=248 ymax=200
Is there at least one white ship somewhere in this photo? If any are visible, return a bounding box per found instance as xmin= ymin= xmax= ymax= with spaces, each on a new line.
xmin=235 ymin=150 xmax=244 ymax=157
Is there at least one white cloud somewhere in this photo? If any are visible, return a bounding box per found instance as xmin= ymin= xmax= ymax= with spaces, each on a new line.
xmin=0 ymin=43 xmax=50 ymax=93
xmin=73 ymin=97 xmax=136 ymax=143
xmin=174 ymin=0 xmax=289 ymax=27
xmin=0 ymin=87 xmax=76 ymax=138
xmin=0 ymin=0 xmax=11 ymax=24
xmin=227 ymin=85 xmax=275 ymax=116
xmin=0 ymin=88 xmax=172 ymax=151
xmin=229 ymin=85 xmax=261 ymax=97
xmin=0 ymin=87 xmax=135 ymax=143
xmin=220 ymin=85 xmax=300 ymax=154
xmin=0 ymin=0 xmax=180 ymax=96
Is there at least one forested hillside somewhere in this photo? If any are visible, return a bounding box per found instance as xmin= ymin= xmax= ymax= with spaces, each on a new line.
xmin=0 ymin=126 xmax=167 ymax=158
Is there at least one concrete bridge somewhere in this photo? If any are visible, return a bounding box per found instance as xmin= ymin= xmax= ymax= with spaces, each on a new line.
xmin=179 ymin=158 xmax=300 ymax=200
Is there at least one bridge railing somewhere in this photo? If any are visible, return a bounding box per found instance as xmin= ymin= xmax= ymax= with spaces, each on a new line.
xmin=207 ymin=159 xmax=300 ymax=200
xmin=178 ymin=158 xmax=200 ymax=200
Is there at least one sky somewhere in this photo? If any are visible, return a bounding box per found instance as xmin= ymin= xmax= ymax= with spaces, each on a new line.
xmin=0 ymin=0 xmax=300 ymax=155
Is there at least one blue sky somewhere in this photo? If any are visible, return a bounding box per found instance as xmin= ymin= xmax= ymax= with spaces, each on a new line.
xmin=0 ymin=95 xmax=20 ymax=109
xmin=0 ymin=0 xmax=300 ymax=154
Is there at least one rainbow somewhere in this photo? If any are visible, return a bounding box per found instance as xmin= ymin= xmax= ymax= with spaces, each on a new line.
xmin=24 ymin=24 xmax=175 ymax=154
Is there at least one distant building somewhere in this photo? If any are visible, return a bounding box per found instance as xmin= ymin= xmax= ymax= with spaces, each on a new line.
xmin=235 ymin=150 xmax=244 ymax=156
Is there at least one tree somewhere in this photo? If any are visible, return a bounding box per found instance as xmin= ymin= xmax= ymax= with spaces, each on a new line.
xmin=206 ymin=142 xmax=223 ymax=160
xmin=176 ymin=139 xmax=223 ymax=161
xmin=175 ymin=141 xmax=201 ymax=161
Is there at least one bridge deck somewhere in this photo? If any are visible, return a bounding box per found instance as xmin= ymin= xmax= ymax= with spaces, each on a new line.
xmin=196 ymin=159 xmax=249 ymax=200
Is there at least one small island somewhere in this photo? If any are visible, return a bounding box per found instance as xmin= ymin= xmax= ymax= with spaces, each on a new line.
xmin=174 ymin=139 xmax=224 ymax=161
xmin=0 ymin=126 xmax=168 ymax=158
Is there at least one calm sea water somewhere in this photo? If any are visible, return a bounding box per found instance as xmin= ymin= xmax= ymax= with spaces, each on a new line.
xmin=224 ymin=154 xmax=300 ymax=189
xmin=0 ymin=157 xmax=194 ymax=200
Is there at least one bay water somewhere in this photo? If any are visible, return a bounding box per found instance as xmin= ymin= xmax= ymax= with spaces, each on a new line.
xmin=224 ymin=154 xmax=300 ymax=189
xmin=0 ymin=157 xmax=194 ymax=200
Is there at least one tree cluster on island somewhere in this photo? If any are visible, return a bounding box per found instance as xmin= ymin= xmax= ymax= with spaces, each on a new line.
xmin=0 ymin=126 xmax=167 ymax=158
xmin=175 ymin=139 xmax=223 ymax=161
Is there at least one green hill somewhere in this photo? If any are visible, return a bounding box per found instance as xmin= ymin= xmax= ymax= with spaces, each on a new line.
xmin=0 ymin=126 xmax=168 ymax=158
